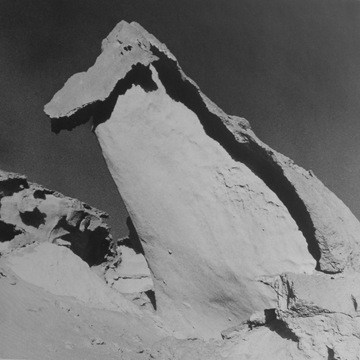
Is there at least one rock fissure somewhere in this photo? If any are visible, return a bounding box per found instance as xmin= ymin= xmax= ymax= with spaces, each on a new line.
xmin=266 ymin=318 xmax=299 ymax=343
xmin=145 ymin=289 xmax=157 ymax=310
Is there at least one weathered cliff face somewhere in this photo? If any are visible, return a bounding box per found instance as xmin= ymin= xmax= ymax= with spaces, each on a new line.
xmin=44 ymin=21 xmax=360 ymax=342
xmin=0 ymin=170 xmax=112 ymax=266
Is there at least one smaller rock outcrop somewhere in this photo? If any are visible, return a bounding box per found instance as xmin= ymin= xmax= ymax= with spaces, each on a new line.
xmin=270 ymin=272 xmax=360 ymax=358
xmin=0 ymin=169 xmax=112 ymax=266
xmin=5 ymin=242 xmax=139 ymax=313
xmin=219 ymin=272 xmax=360 ymax=359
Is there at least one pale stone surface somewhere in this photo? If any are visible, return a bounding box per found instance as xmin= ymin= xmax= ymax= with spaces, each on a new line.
xmin=5 ymin=242 xmax=138 ymax=313
xmin=0 ymin=264 xmax=169 ymax=360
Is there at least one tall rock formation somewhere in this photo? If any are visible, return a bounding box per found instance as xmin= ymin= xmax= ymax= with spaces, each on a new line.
xmin=44 ymin=21 xmax=360 ymax=339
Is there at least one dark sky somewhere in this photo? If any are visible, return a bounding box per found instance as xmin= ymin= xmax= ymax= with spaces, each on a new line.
xmin=1 ymin=0 xmax=360 ymax=239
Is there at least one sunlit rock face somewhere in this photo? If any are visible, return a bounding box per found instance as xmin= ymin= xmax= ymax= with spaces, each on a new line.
xmin=44 ymin=21 xmax=360 ymax=339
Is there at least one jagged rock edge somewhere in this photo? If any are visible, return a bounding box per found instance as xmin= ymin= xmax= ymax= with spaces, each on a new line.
xmin=49 ymin=62 xmax=158 ymax=134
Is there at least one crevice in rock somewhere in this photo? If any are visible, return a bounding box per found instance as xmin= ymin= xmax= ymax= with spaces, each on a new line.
xmin=264 ymin=308 xmax=277 ymax=323
xmin=19 ymin=208 xmax=46 ymax=228
xmin=145 ymin=289 xmax=157 ymax=310
xmin=120 ymin=217 xmax=145 ymax=255
xmin=351 ymin=295 xmax=358 ymax=312
xmin=149 ymin=46 xmax=321 ymax=267
xmin=327 ymin=347 xmax=336 ymax=360
xmin=51 ymin=63 xmax=158 ymax=133
xmin=0 ymin=220 xmax=23 ymax=242
xmin=52 ymin=217 xmax=111 ymax=266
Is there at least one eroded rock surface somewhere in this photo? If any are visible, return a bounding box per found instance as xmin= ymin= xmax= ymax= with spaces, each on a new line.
xmin=0 ymin=169 xmax=156 ymax=309
xmin=0 ymin=169 xmax=112 ymax=265
xmin=44 ymin=21 xmax=360 ymax=342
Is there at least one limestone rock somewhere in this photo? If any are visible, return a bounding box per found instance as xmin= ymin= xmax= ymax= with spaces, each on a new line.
xmin=0 ymin=169 xmax=112 ymax=265
xmin=44 ymin=20 xmax=360 ymax=339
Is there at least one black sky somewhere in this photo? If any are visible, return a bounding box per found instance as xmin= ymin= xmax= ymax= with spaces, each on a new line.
xmin=1 ymin=0 xmax=360 ymax=238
